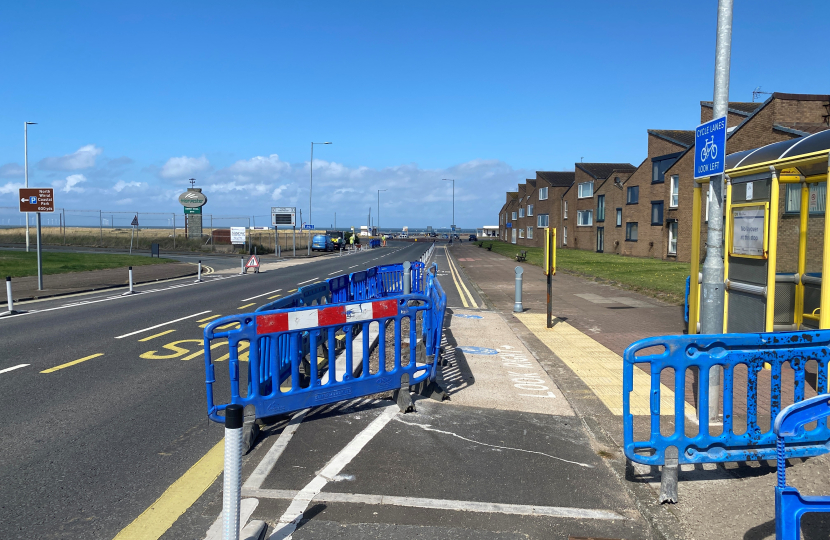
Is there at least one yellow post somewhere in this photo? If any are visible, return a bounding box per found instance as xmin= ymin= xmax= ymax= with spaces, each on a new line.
xmin=765 ymin=169 xmax=780 ymax=332
xmin=821 ymin=155 xmax=830 ymax=329
xmin=689 ymin=181 xmax=702 ymax=334
xmin=722 ymin=178 xmax=732 ymax=332
xmin=795 ymin=180 xmax=809 ymax=328
xmin=551 ymin=227 xmax=557 ymax=275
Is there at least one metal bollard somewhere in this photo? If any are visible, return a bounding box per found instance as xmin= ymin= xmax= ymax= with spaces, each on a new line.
xmin=403 ymin=261 xmax=411 ymax=294
xmin=513 ymin=266 xmax=523 ymax=313
xmin=196 ymin=260 xmax=203 ymax=282
xmin=240 ymin=257 xmax=245 ymax=275
xmin=129 ymin=266 xmax=134 ymax=294
xmin=223 ymin=404 xmax=243 ymax=540
xmin=5 ymin=276 xmax=15 ymax=314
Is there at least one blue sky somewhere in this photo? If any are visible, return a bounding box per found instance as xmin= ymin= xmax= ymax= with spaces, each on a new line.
xmin=1 ymin=0 xmax=829 ymax=229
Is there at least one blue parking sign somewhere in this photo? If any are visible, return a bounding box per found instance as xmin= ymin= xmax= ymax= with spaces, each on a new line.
xmin=694 ymin=116 xmax=727 ymax=179
xmin=29 ymin=196 xmax=37 ymax=204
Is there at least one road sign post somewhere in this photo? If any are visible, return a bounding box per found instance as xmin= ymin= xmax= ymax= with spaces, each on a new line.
xmin=545 ymin=228 xmax=557 ymax=328
xmin=130 ymin=215 xmax=139 ymax=255
xmin=19 ymin=188 xmax=54 ymax=290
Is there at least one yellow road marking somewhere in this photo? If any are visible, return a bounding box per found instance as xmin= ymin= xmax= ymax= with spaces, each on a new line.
xmin=444 ymin=247 xmax=477 ymax=308
xmin=287 ymin=288 xmax=297 ymax=293
xmin=515 ymin=313 xmax=694 ymax=417
xmin=112 ymin=438 xmax=225 ymax=540
xmin=139 ymin=330 xmax=176 ymax=342
xmin=268 ymin=294 xmax=282 ymax=299
xmin=140 ymin=340 xmax=202 ymax=360
xmin=216 ymin=322 xmax=241 ymax=331
xmin=238 ymin=303 xmax=256 ymax=309
xmin=447 ymin=248 xmax=478 ymax=307
xmin=197 ymin=314 xmax=221 ymax=323
xmin=41 ymin=353 xmax=104 ymax=374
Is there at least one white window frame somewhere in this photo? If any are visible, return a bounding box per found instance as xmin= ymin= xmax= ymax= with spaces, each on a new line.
xmin=563 ymin=227 xmax=567 ymax=245
xmin=537 ymin=214 xmax=549 ymax=228
xmin=519 ymin=207 xmax=525 ymax=218
xmin=577 ymin=210 xmax=593 ymax=227
xmin=670 ymin=175 xmax=679 ymax=208
xmin=538 ymin=187 xmax=548 ymax=200
xmin=616 ymin=208 xmax=622 ymax=227
xmin=668 ymin=221 xmax=678 ymax=255
xmin=512 ymin=211 xmax=517 ymax=220
xmin=519 ymin=228 xmax=524 ymax=238
xmin=511 ymin=228 xmax=517 ymax=244
xmin=527 ymin=204 xmax=533 ymax=216
xmin=564 ymin=201 xmax=568 ymax=219
xmin=526 ymin=226 xmax=533 ymax=239
xmin=578 ymin=181 xmax=594 ymax=199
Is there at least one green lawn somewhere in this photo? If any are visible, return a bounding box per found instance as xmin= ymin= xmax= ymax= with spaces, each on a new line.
xmin=477 ymin=240 xmax=690 ymax=304
xmin=0 ymin=250 xmax=173 ymax=278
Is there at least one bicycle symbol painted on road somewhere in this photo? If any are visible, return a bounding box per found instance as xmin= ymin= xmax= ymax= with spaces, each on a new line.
xmin=700 ymin=136 xmax=718 ymax=162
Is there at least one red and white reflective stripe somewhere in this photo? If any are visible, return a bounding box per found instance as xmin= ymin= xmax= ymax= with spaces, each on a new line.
xmin=256 ymin=299 xmax=398 ymax=335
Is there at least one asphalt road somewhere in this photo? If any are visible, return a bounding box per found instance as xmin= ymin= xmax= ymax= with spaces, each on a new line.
xmin=0 ymin=241 xmax=430 ymax=540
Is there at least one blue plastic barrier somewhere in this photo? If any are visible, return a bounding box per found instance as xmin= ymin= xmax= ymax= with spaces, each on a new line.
xmin=203 ymin=265 xmax=447 ymax=421
xmin=411 ymin=261 xmax=425 ymax=294
xmin=298 ymin=281 xmax=330 ymax=306
xmin=350 ymin=270 xmax=369 ymax=301
xmin=774 ymin=394 xmax=830 ymax=539
xmin=623 ymin=331 xmax=830 ymax=467
xmin=378 ymin=264 xmax=404 ymax=295
xmin=327 ymin=274 xmax=349 ymax=304
xmin=684 ymin=275 xmax=690 ymax=324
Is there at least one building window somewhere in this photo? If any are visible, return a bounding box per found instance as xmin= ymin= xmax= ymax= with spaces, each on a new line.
xmin=563 ymin=227 xmax=567 ymax=245
xmin=564 ymin=201 xmax=568 ymax=219
xmin=512 ymin=211 xmax=517 ymax=220
xmin=527 ymin=204 xmax=533 ymax=216
xmin=670 ymin=175 xmax=679 ymax=207
xmin=668 ymin=222 xmax=678 ymax=255
xmin=627 ymin=186 xmax=639 ymax=204
xmin=527 ymin=226 xmax=533 ymax=239
xmin=625 ymin=222 xmax=638 ymax=241
xmin=577 ymin=210 xmax=593 ymax=226
xmin=651 ymin=201 xmax=664 ymax=225
xmin=538 ymin=187 xmax=548 ymax=200
xmin=519 ymin=228 xmax=524 ymax=238
xmin=597 ymin=194 xmax=605 ymax=222
xmin=651 ymin=152 xmax=681 ymax=184
xmin=519 ymin=207 xmax=525 ymax=218
xmin=578 ymin=181 xmax=594 ymax=199
xmin=537 ymin=214 xmax=549 ymax=227
xmin=785 ymin=183 xmax=827 ymax=214
xmin=511 ymin=228 xmax=517 ymax=243
xmin=616 ymin=208 xmax=622 ymax=227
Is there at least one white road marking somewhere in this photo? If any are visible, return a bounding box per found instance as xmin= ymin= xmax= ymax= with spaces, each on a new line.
xmin=114 ymin=311 xmax=212 ymax=339
xmin=328 ymin=271 xmax=341 ymax=275
xmin=349 ymin=265 xmax=358 ymax=268
xmin=392 ymin=417 xmax=593 ymax=468
xmin=243 ymin=489 xmax=623 ymax=520
xmin=203 ymin=498 xmax=259 ymax=540
xmin=269 ymin=405 xmax=398 ymax=539
xmin=0 ymin=364 xmax=29 ymax=375
xmin=243 ymin=409 xmax=309 ymax=490
xmin=296 ymin=277 xmax=319 ymax=286
xmin=241 ymin=289 xmax=282 ymax=302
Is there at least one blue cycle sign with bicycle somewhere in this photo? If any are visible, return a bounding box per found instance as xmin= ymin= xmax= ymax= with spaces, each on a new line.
xmin=694 ymin=116 xmax=727 ymax=179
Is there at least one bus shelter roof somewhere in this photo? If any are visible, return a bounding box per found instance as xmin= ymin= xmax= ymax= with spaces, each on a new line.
xmin=726 ymin=129 xmax=830 ymax=179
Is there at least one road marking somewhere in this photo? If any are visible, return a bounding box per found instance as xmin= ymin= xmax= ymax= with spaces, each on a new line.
xmin=269 ymin=405 xmax=397 ymax=539
xmin=198 ymin=314 xmax=221 ymax=322
xmin=244 ymin=409 xmax=309 ymax=490
xmin=328 ymin=271 xmax=341 ymax=275
xmin=268 ymin=294 xmax=282 ymax=299
xmin=349 ymin=265 xmax=358 ymax=268
xmin=241 ymin=289 xmax=282 ymax=302
xmin=112 ymin=438 xmax=225 ymax=540
xmin=41 ymin=353 xmax=104 ymax=374
xmin=238 ymin=303 xmax=256 ymax=310
xmin=243 ymin=489 xmax=623 ymax=520
xmin=287 ymin=289 xmax=297 ymax=293
xmin=0 ymin=364 xmax=29 ymax=375
xmin=296 ymin=277 xmax=319 ymax=285
xmin=445 ymin=247 xmax=478 ymax=308
xmin=139 ymin=329 xmax=176 ymax=342
xmin=114 ymin=311 xmax=212 ymax=339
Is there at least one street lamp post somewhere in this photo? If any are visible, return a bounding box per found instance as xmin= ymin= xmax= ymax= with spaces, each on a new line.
xmin=24 ymin=122 xmax=37 ymax=252
xmin=377 ymin=189 xmax=386 ymax=236
xmin=309 ymin=141 xmax=332 ymax=227
xmin=442 ymin=179 xmax=455 ymax=245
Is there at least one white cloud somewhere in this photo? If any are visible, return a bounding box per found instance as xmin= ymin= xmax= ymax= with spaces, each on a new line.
xmin=60 ymin=174 xmax=87 ymax=193
xmin=113 ymin=180 xmax=142 ymax=192
xmin=0 ymin=163 xmax=24 ymax=178
xmin=39 ymin=145 xmax=103 ymax=170
xmin=160 ymin=155 xmax=210 ymax=179
xmin=0 ymin=181 xmax=23 ymax=195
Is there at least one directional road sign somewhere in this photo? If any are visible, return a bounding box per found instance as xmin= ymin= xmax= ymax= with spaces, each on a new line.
xmin=694 ymin=116 xmax=727 ymax=179
xmin=18 ymin=188 xmax=54 ymax=212
xmin=303 ymin=224 xmax=314 ymax=230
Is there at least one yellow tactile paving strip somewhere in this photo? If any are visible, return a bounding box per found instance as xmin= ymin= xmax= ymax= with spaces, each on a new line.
xmin=515 ymin=313 xmax=694 ymax=417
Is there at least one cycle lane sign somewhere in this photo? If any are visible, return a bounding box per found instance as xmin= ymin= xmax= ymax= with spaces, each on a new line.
xmin=694 ymin=116 xmax=727 ymax=179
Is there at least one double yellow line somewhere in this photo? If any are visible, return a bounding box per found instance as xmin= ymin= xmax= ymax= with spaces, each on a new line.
xmin=444 ymin=247 xmax=477 ymax=308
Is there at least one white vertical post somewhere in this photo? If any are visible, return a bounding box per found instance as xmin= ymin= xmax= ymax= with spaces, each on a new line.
xmin=129 ymin=266 xmax=134 ymax=294
xmin=403 ymin=261 xmax=411 ymax=295
xmin=197 ymin=260 xmax=202 ymax=282
xmin=36 ymin=213 xmax=43 ymax=290
xmin=514 ymin=266 xmax=524 ymax=313
xmin=6 ymin=277 xmax=14 ymax=314
xmin=223 ymin=404 xmax=243 ymax=540
xmin=240 ymin=257 xmax=245 ymax=275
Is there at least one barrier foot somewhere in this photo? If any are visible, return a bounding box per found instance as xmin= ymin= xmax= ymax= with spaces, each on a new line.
xmin=658 ymin=446 xmax=679 ymax=504
xmin=392 ymin=374 xmax=415 ymax=413
xmin=242 ymin=421 xmax=260 ymax=455
xmin=413 ymin=379 xmax=449 ymax=402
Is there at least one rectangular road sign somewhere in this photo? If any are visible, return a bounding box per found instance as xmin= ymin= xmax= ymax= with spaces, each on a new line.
xmin=271 ymin=206 xmax=296 ymax=226
xmin=184 ymin=207 xmax=202 ymax=214
xmin=19 ymin=188 xmax=55 ymax=212
xmin=230 ymin=226 xmax=246 ymax=244
xmin=694 ymin=116 xmax=727 ymax=179
xmin=303 ymin=224 xmax=314 ymax=230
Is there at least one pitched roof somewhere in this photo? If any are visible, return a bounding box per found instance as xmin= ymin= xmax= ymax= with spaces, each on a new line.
xmin=526 ymin=179 xmax=537 ymax=188
xmin=576 ymin=163 xmax=636 ymax=180
xmin=700 ymin=101 xmax=764 ymax=116
xmin=507 ymin=192 xmax=518 ymax=199
xmin=535 ymin=171 xmax=574 ymax=187
xmin=648 ymin=129 xmax=695 ymax=148
xmin=774 ymin=122 xmax=830 ymax=136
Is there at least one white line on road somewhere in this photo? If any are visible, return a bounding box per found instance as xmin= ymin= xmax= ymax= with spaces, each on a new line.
xmin=241 ymin=289 xmax=282 ymax=302
xmin=243 ymin=489 xmax=623 ymax=520
xmin=349 ymin=265 xmax=358 ymax=268
xmin=327 ymin=271 xmax=341 ymax=275
xmin=0 ymin=364 xmax=29 ymax=375
xmin=114 ymin=311 xmax=212 ymax=339
xmin=244 ymin=409 xmax=309 ymax=490
xmin=296 ymin=277 xmax=319 ymax=286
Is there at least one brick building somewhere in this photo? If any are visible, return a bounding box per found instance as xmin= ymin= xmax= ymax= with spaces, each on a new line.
xmin=498 ymin=171 xmax=574 ymax=247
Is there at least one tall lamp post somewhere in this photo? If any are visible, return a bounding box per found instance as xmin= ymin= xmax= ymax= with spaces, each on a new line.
xmin=377 ymin=189 xmax=386 ymax=236
xmin=309 ymin=141 xmax=332 ymax=226
xmin=442 ymin=178 xmax=455 ymax=245
xmin=24 ymin=122 xmax=37 ymax=252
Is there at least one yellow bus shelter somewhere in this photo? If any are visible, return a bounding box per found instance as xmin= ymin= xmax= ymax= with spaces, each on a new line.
xmin=689 ymin=129 xmax=830 ymax=334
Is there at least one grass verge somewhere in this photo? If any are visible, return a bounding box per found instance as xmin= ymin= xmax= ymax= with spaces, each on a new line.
xmin=0 ymin=250 xmax=173 ymax=278
xmin=477 ymin=239 xmax=690 ymax=304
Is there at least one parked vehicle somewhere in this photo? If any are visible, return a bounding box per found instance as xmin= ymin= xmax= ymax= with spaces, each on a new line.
xmin=469 ymin=234 xmax=477 ymax=241
xmin=311 ymin=234 xmax=335 ymax=252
